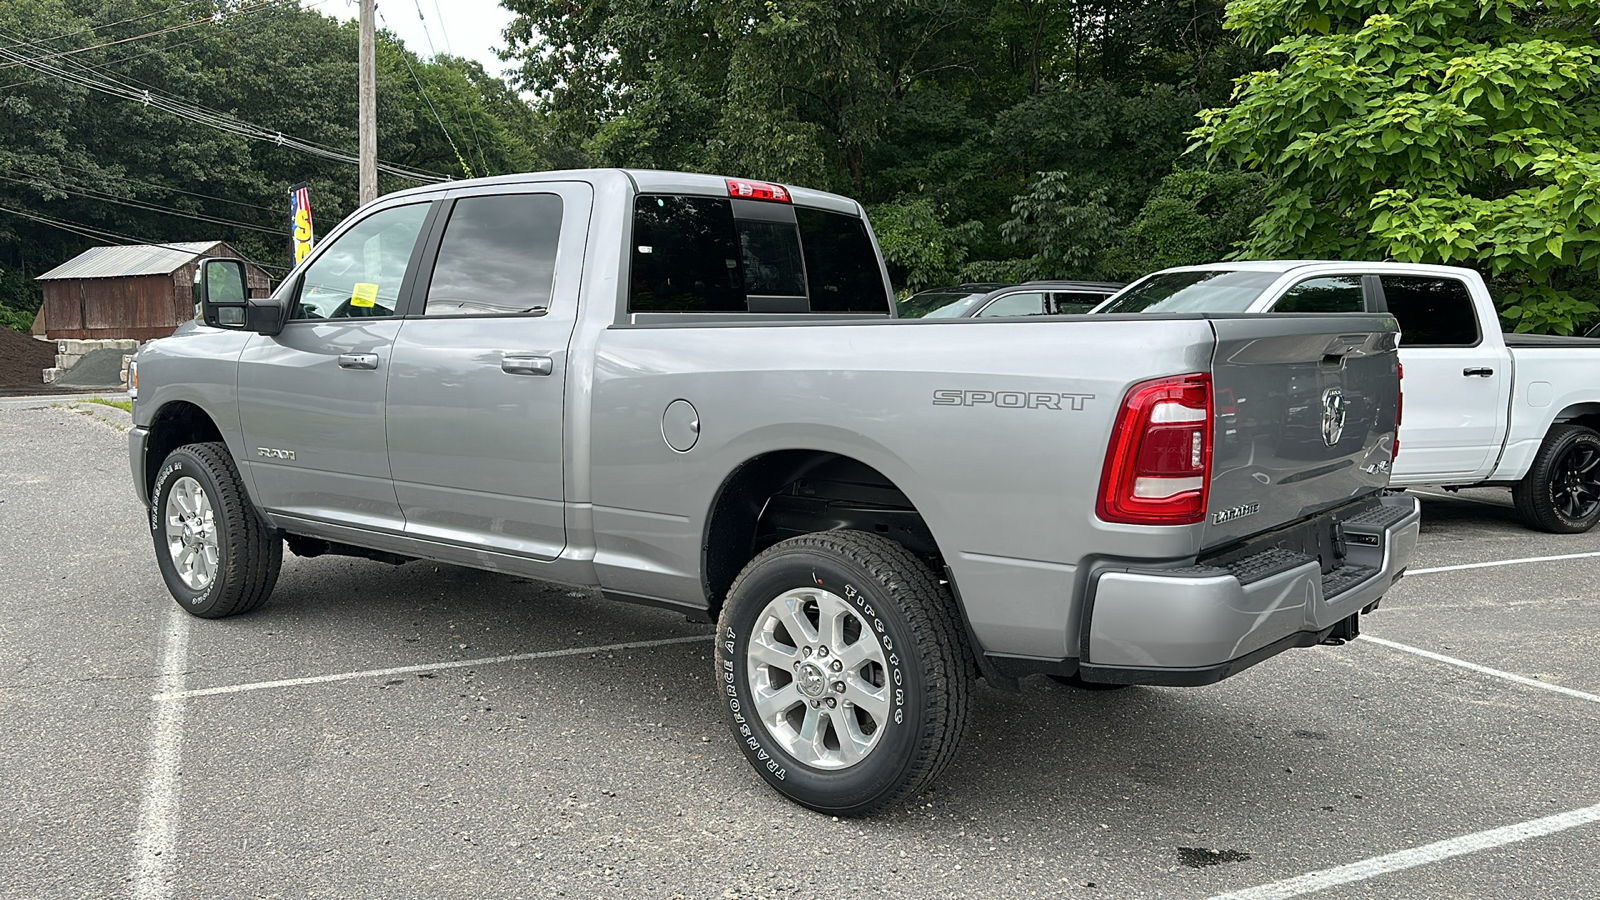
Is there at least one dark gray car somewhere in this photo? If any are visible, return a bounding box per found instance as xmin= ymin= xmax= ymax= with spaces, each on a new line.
xmin=897 ymin=280 xmax=1122 ymax=318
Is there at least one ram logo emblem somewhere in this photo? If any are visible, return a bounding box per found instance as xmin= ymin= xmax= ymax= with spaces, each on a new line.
xmin=1321 ymin=388 xmax=1346 ymax=447
xmin=257 ymin=447 xmax=296 ymax=460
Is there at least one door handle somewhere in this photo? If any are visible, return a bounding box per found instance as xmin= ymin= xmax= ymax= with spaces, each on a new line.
xmin=501 ymin=355 xmax=553 ymax=376
xmin=337 ymin=353 xmax=378 ymax=370
xmin=1463 ymin=367 xmax=1494 ymax=377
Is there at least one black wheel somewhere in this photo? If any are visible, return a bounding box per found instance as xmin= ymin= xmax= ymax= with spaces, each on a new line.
xmin=1513 ymin=425 xmax=1600 ymax=534
xmin=150 ymin=442 xmax=282 ymax=617
xmin=1047 ymin=673 xmax=1131 ymax=691
xmin=715 ymin=531 xmax=972 ymax=816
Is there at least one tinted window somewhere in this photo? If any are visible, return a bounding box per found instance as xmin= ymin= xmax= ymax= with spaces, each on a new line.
xmin=1052 ymin=291 xmax=1109 ymax=313
xmin=899 ymin=291 xmax=986 ymax=318
xmin=738 ymin=219 xmax=806 ymax=297
xmin=1275 ymin=275 xmax=1365 ymax=313
xmin=630 ymin=196 xmax=744 ymax=312
xmin=1380 ymin=275 xmax=1479 ymax=346
xmin=977 ymin=291 xmax=1046 ymax=317
xmin=795 ymin=207 xmax=889 ymax=313
xmin=294 ymin=203 xmax=429 ymax=319
xmin=1096 ymin=270 xmax=1279 ymax=314
xmin=423 ymin=194 xmax=562 ymax=316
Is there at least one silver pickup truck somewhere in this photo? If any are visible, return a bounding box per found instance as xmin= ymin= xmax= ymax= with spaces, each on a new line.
xmin=128 ymin=168 xmax=1419 ymax=815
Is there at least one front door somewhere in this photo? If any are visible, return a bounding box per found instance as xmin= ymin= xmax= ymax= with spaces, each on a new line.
xmin=237 ymin=200 xmax=434 ymax=531
xmin=384 ymin=183 xmax=591 ymax=559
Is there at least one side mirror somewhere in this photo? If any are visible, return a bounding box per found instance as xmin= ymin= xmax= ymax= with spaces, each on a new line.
xmin=196 ymin=258 xmax=284 ymax=335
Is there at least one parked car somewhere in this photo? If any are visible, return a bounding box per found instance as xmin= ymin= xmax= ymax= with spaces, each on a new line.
xmin=129 ymin=172 xmax=1415 ymax=815
xmin=1094 ymin=261 xmax=1600 ymax=533
xmin=897 ymin=280 xmax=1122 ymax=318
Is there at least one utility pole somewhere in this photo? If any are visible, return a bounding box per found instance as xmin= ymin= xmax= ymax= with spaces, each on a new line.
xmin=358 ymin=0 xmax=377 ymax=205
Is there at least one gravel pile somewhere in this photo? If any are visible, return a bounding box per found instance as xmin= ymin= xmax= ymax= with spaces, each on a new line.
xmin=0 ymin=327 xmax=56 ymax=390
xmin=53 ymin=347 xmax=128 ymax=389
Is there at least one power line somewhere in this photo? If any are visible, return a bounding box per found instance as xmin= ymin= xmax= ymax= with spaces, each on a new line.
xmin=0 ymin=12 xmax=256 ymax=72
xmin=0 ymin=33 xmax=450 ymax=184
xmin=377 ymin=5 xmax=473 ymax=178
xmin=0 ymin=170 xmax=281 ymax=234
xmin=414 ymin=0 xmax=490 ymax=176
xmin=29 ymin=159 xmax=284 ymax=215
xmin=0 ymin=203 xmax=290 ymax=274
xmin=0 ymin=0 xmax=212 ymax=55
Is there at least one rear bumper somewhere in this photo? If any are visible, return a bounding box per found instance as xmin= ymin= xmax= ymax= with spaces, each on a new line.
xmin=129 ymin=425 xmax=150 ymax=507
xmin=1077 ymin=494 xmax=1420 ymax=686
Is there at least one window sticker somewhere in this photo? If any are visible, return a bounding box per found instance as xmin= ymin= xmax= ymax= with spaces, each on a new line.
xmin=350 ymin=282 xmax=379 ymax=308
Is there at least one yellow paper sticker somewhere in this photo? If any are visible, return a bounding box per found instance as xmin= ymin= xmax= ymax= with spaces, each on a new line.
xmin=350 ymin=282 xmax=378 ymax=308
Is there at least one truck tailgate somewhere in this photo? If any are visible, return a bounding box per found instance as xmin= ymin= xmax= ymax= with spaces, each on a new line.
xmin=1203 ymin=315 xmax=1400 ymax=551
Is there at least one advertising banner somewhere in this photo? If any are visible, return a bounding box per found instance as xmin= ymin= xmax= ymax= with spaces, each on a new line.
xmin=289 ymin=182 xmax=314 ymax=267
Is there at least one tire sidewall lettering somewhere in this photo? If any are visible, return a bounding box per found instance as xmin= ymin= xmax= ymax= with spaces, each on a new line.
xmin=721 ymin=559 xmax=918 ymax=793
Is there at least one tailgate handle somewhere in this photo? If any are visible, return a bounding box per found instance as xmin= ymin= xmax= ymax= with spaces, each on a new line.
xmin=1321 ymin=334 xmax=1368 ymax=365
xmin=1463 ymin=367 xmax=1494 ymax=377
xmin=337 ymin=353 xmax=378 ymax=370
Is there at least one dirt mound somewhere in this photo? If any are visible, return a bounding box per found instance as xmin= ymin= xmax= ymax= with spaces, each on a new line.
xmin=0 ymin=327 xmax=56 ymax=390
xmin=53 ymin=347 xmax=128 ymax=389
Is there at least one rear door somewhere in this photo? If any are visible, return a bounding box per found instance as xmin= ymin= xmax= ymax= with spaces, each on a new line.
xmin=1376 ymin=273 xmax=1511 ymax=481
xmin=1203 ymin=315 xmax=1401 ymax=549
xmin=237 ymin=200 xmax=435 ymax=530
xmin=383 ymin=182 xmax=591 ymax=560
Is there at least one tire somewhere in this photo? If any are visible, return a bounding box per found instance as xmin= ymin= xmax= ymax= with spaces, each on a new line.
xmin=1047 ymin=673 xmax=1130 ymax=691
xmin=1512 ymin=425 xmax=1600 ymax=534
xmin=150 ymin=442 xmax=282 ymax=617
xmin=714 ymin=530 xmax=972 ymax=816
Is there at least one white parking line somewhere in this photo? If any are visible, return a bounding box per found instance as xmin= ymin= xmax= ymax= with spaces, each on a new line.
xmin=132 ymin=605 xmax=191 ymax=900
xmin=1408 ymin=550 xmax=1600 ymax=576
xmin=1359 ymin=635 xmax=1600 ymax=705
xmin=1205 ymin=800 xmax=1600 ymax=900
xmin=154 ymin=634 xmax=711 ymax=702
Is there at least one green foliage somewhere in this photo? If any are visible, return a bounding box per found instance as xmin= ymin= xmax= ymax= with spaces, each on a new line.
xmin=504 ymin=0 xmax=1261 ymax=285
xmin=0 ymin=0 xmax=559 ymax=329
xmin=1195 ymin=0 xmax=1600 ymax=334
xmin=868 ymin=196 xmax=984 ymax=291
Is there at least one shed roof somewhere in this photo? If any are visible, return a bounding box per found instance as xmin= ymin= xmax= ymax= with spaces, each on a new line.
xmin=36 ymin=241 xmax=224 ymax=281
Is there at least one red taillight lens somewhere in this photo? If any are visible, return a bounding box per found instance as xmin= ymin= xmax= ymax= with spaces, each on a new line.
xmin=1394 ymin=362 xmax=1403 ymax=458
xmin=726 ymin=178 xmax=791 ymax=203
xmin=1097 ymin=373 xmax=1212 ymax=525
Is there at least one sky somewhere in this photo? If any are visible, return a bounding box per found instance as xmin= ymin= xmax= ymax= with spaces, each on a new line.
xmin=330 ymin=0 xmax=520 ymax=81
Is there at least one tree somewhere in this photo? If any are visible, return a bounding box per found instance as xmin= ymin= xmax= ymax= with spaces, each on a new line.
xmin=1195 ymin=0 xmax=1600 ymax=334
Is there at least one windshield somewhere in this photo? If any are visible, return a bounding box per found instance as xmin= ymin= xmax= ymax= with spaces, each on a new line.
xmin=1096 ymin=270 xmax=1281 ymax=314
xmin=897 ymin=291 xmax=987 ymax=318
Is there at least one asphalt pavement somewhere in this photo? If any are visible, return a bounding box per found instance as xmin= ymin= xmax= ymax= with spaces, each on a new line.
xmin=2 ymin=399 xmax=1597 ymax=899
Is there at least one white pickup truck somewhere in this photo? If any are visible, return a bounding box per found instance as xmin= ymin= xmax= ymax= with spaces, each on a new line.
xmin=1096 ymin=262 xmax=1600 ymax=533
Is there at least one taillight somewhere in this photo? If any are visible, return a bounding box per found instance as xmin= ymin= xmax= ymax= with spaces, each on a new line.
xmin=726 ymin=178 xmax=791 ymax=203
xmin=1394 ymin=362 xmax=1403 ymax=458
xmin=1097 ymin=373 xmax=1212 ymax=525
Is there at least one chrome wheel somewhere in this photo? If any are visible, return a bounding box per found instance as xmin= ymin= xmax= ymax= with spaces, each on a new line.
xmin=164 ymin=475 xmax=218 ymax=591
xmin=746 ymin=586 xmax=891 ymax=770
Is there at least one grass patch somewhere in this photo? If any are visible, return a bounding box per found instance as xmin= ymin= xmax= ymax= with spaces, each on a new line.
xmin=84 ymin=397 xmax=132 ymax=413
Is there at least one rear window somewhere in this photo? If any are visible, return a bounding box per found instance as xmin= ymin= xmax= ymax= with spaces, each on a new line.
xmin=628 ymin=194 xmax=889 ymax=314
xmin=1097 ymin=270 xmax=1279 ymax=314
xmin=1379 ymin=275 xmax=1479 ymax=346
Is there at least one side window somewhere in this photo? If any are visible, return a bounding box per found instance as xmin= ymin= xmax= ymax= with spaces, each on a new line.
xmin=977 ymin=292 xmax=1046 ymax=317
xmin=630 ymin=196 xmax=744 ymax=312
xmin=423 ymin=194 xmax=563 ymax=316
xmin=1275 ymin=275 xmax=1365 ymax=313
xmin=628 ymin=194 xmax=890 ymax=314
xmin=795 ymin=207 xmax=889 ymax=313
xmin=293 ymin=203 xmax=429 ymax=320
xmin=1051 ymin=291 xmax=1106 ymax=314
xmin=1379 ymin=275 xmax=1480 ymax=346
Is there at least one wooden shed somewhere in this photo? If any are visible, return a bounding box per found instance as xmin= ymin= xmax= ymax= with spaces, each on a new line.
xmin=31 ymin=241 xmax=272 ymax=341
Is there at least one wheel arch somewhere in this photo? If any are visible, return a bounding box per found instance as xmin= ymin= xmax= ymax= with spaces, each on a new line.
xmin=1552 ymin=401 xmax=1600 ymax=434
xmin=144 ymin=400 xmax=227 ymax=502
xmin=701 ymin=450 xmax=945 ymax=620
